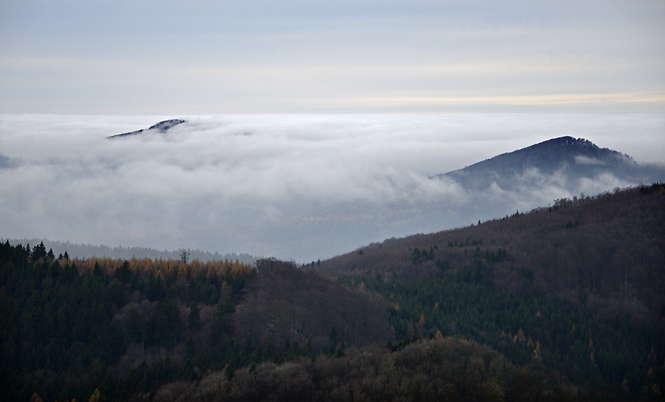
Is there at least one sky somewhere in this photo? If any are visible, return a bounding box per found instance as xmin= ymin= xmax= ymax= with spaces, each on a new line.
xmin=1 ymin=0 xmax=664 ymax=114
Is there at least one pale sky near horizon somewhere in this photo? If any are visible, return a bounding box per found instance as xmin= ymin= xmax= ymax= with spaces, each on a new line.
xmin=1 ymin=0 xmax=664 ymax=114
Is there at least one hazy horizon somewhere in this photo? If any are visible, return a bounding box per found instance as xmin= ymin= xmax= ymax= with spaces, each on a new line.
xmin=2 ymin=1 xmax=664 ymax=114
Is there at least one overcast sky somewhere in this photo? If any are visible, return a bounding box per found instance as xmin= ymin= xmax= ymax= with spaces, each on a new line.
xmin=1 ymin=0 xmax=664 ymax=114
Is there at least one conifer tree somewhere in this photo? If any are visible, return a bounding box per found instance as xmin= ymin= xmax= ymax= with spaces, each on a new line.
xmin=188 ymin=302 xmax=201 ymax=330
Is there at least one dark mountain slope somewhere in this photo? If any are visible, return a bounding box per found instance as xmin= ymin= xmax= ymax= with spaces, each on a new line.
xmin=107 ymin=119 xmax=185 ymax=139
xmin=319 ymin=184 xmax=665 ymax=327
xmin=439 ymin=136 xmax=663 ymax=190
xmin=233 ymin=258 xmax=392 ymax=350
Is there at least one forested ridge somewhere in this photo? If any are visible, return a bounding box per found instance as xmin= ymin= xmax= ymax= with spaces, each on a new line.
xmin=1 ymin=184 xmax=664 ymax=401
xmin=320 ymin=183 xmax=665 ymax=326
xmin=0 ymin=248 xmax=259 ymax=401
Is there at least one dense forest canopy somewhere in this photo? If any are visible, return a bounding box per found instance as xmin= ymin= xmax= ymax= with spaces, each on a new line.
xmin=1 ymin=184 xmax=664 ymax=401
xmin=320 ymin=183 xmax=665 ymax=327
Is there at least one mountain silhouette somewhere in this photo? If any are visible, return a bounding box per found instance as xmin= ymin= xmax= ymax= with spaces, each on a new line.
xmin=107 ymin=119 xmax=186 ymax=139
xmin=439 ymin=136 xmax=661 ymax=190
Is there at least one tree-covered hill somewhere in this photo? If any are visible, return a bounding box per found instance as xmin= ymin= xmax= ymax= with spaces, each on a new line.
xmin=233 ymin=258 xmax=392 ymax=350
xmin=0 ymin=246 xmax=257 ymax=401
xmin=319 ymin=183 xmax=665 ymax=327
xmin=1 ymin=184 xmax=664 ymax=401
xmin=0 ymin=246 xmax=390 ymax=401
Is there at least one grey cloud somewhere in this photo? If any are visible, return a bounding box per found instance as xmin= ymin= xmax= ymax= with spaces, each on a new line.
xmin=574 ymin=155 xmax=607 ymax=166
xmin=0 ymin=113 xmax=663 ymax=261
xmin=0 ymin=153 xmax=23 ymax=168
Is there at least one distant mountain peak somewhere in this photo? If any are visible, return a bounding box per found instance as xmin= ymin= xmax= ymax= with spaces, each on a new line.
xmin=439 ymin=136 xmax=647 ymax=190
xmin=545 ymin=136 xmax=595 ymax=147
xmin=479 ymin=136 xmax=631 ymax=165
xmin=107 ymin=119 xmax=186 ymax=139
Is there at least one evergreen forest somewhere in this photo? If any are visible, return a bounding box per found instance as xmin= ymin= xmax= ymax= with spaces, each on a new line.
xmin=1 ymin=184 xmax=664 ymax=401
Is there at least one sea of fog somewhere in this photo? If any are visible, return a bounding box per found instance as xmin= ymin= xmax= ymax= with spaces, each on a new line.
xmin=1 ymin=113 xmax=663 ymax=261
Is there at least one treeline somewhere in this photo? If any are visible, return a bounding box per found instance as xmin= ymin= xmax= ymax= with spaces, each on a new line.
xmin=2 ymin=240 xmax=663 ymax=401
xmin=337 ymin=252 xmax=665 ymax=399
xmin=0 ymin=237 xmax=257 ymax=264
xmin=0 ymin=243 xmax=314 ymax=402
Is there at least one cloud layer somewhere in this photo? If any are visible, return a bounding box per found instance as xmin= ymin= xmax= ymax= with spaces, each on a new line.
xmin=1 ymin=113 xmax=663 ymax=260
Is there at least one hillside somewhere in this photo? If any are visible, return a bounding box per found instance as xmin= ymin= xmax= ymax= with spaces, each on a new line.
xmin=439 ymin=136 xmax=664 ymax=191
xmin=0 ymin=247 xmax=389 ymax=401
xmin=2 ymin=185 xmax=664 ymax=401
xmin=233 ymin=258 xmax=391 ymax=349
xmin=319 ymin=184 xmax=665 ymax=327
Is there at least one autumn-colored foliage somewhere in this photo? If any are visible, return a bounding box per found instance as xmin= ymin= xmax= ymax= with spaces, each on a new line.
xmin=516 ymin=328 xmax=526 ymax=343
xmin=75 ymin=256 xmax=253 ymax=282
xmin=88 ymin=388 xmax=101 ymax=402
xmin=534 ymin=341 xmax=542 ymax=357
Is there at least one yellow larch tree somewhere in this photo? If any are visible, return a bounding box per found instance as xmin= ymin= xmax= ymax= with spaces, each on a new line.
xmin=516 ymin=327 xmax=526 ymax=343
xmin=534 ymin=341 xmax=542 ymax=357
xmin=88 ymin=388 xmax=102 ymax=402
xmin=418 ymin=313 xmax=426 ymax=329
xmin=177 ymin=262 xmax=189 ymax=281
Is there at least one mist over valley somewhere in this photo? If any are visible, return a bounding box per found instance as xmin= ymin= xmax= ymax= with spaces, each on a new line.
xmin=2 ymin=113 xmax=663 ymax=262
